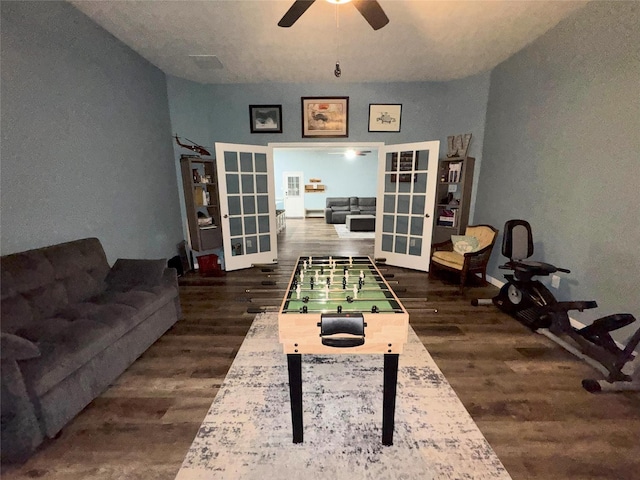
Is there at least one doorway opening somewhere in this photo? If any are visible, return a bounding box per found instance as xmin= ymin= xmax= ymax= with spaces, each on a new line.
xmin=271 ymin=142 xmax=384 ymax=220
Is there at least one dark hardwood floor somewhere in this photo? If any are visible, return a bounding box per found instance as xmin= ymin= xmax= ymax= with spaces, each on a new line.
xmin=3 ymin=218 xmax=639 ymax=479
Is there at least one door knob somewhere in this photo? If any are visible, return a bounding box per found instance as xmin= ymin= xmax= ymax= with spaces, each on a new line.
xmin=425 ymin=213 xmax=430 ymax=218
xmin=223 ymin=214 xmax=228 ymax=218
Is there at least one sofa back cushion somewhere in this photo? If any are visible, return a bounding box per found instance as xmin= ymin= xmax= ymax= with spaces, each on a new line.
xmin=357 ymin=197 xmax=376 ymax=213
xmin=1 ymin=238 xmax=110 ymax=333
xmin=326 ymin=197 xmax=350 ymax=208
xmin=358 ymin=197 xmax=376 ymax=208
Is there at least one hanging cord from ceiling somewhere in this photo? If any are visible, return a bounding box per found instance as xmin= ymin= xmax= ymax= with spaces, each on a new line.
xmin=334 ymin=4 xmax=341 ymax=77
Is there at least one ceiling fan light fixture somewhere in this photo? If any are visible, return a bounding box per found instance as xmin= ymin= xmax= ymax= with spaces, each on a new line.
xmin=326 ymin=0 xmax=351 ymax=4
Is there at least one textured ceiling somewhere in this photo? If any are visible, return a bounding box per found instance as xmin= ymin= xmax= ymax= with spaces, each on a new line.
xmin=70 ymin=0 xmax=587 ymax=84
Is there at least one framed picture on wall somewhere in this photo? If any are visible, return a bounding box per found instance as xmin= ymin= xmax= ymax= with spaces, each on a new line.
xmin=249 ymin=105 xmax=283 ymax=133
xmin=301 ymin=97 xmax=349 ymax=138
xmin=368 ymin=104 xmax=402 ymax=132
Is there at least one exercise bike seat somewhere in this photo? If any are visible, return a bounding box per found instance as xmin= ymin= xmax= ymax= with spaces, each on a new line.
xmin=501 ymin=260 xmax=562 ymax=276
xmin=499 ymin=220 xmax=571 ymax=281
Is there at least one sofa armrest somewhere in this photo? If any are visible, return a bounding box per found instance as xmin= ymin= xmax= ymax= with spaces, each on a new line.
xmin=162 ymin=267 xmax=178 ymax=287
xmin=1 ymin=333 xmax=40 ymax=361
xmin=1 ymin=359 xmax=44 ymax=462
xmin=105 ymin=258 xmax=167 ymax=291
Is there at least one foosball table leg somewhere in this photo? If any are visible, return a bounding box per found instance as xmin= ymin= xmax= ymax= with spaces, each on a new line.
xmin=382 ymin=353 xmax=399 ymax=446
xmin=287 ymin=354 xmax=304 ymax=443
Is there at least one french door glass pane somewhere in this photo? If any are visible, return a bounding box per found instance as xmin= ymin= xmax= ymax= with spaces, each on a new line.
xmin=228 ymin=196 xmax=241 ymax=215
xmin=257 ymin=195 xmax=269 ymax=213
xmin=394 ymin=236 xmax=407 ymax=254
xmin=241 ymin=174 xmax=254 ymax=193
xmin=225 ymin=152 xmax=238 ymax=171
xmin=226 ymin=174 xmax=240 ymax=194
xmin=396 ymin=216 xmax=408 ymax=234
xmin=240 ymin=153 xmax=253 ymax=172
xmin=259 ymin=235 xmax=271 ymax=252
xmin=409 ymin=237 xmax=422 ymax=256
xmin=244 ymin=216 xmax=257 ymax=235
xmin=242 ymin=196 xmax=256 ymax=214
xmin=229 ymin=217 xmax=242 ymax=236
xmin=258 ymin=215 xmax=270 ymax=233
xmin=382 ymin=215 xmax=394 ymax=233
xmin=256 ymin=175 xmax=268 ymax=193
xmin=255 ymin=154 xmax=267 ymax=172
xmin=245 ymin=236 xmax=258 ymax=254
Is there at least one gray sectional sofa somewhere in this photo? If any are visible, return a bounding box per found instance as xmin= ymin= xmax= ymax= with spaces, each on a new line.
xmin=0 ymin=238 xmax=181 ymax=463
xmin=324 ymin=197 xmax=377 ymax=224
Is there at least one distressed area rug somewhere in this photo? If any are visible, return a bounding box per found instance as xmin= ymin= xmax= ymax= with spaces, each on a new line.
xmin=334 ymin=224 xmax=375 ymax=239
xmin=175 ymin=313 xmax=511 ymax=480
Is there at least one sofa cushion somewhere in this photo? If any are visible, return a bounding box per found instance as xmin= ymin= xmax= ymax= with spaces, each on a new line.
xmin=358 ymin=198 xmax=376 ymax=207
xmin=1 ymin=332 xmax=40 ymax=360
xmin=21 ymin=283 xmax=69 ymax=321
xmin=58 ymin=302 xmax=138 ymax=336
xmin=331 ymin=206 xmax=350 ymax=212
xmin=93 ymin=287 xmax=173 ymax=322
xmin=326 ymin=197 xmax=350 ymax=207
xmin=105 ymin=259 xmax=166 ymax=291
xmin=1 ymin=238 xmax=110 ymax=327
xmin=1 ymin=294 xmax=34 ymax=334
xmin=18 ymin=318 xmax=122 ymax=396
xmin=0 ymin=251 xmax=55 ymax=294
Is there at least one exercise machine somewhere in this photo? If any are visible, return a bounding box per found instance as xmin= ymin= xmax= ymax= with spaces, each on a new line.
xmin=473 ymin=219 xmax=640 ymax=393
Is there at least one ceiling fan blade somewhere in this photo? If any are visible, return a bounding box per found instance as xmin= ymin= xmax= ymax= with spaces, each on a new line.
xmin=352 ymin=0 xmax=389 ymax=30
xmin=278 ymin=0 xmax=316 ymax=27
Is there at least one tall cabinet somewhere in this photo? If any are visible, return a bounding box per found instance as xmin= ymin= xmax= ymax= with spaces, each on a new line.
xmin=432 ymin=156 xmax=475 ymax=245
xmin=180 ymin=155 xmax=223 ymax=252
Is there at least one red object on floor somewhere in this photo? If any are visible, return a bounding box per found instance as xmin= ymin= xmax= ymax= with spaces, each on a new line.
xmin=198 ymin=254 xmax=225 ymax=276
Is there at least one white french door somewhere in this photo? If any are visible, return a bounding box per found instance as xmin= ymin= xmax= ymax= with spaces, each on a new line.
xmin=374 ymin=141 xmax=439 ymax=271
xmin=283 ymin=171 xmax=305 ymax=218
xmin=215 ymin=143 xmax=278 ymax=271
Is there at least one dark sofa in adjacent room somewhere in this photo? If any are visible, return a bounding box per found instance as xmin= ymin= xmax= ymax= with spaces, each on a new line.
xmin=324 ymin=197 xmax=376 ymax=224
xmin=0 ymin=238 xmax=181 ymax=463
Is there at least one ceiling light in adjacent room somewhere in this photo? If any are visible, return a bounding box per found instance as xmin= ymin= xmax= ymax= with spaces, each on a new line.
xmin=345 ymin=149 xmax=357 ymax=160
xmin=326 ymin=0 xmax=352 ymax=4
xmin=189 ymin=55 xmax=224 ymax=70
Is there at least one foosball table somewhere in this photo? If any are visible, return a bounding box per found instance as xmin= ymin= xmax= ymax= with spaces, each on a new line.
xmin=278 ymin=255 xmax=409 ymax=445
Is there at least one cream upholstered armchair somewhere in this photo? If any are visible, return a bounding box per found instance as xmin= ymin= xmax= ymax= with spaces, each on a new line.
xmin=429 ymin=224 xmax=499 ymax=293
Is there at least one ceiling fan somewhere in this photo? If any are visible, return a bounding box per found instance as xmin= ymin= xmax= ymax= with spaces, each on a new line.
xmin=328 ymin=149 xmax=372 ymax=158
xmin=278 ymin=0 xmax=389 ymax=30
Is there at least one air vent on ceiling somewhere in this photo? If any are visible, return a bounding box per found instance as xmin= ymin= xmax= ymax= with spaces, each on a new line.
xmin=189 ymin=55 xmax=224 ymax=70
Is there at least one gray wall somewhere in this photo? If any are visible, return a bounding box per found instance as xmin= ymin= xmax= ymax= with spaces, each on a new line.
xmin=166 ymin=75 xmax=491 ymax=238
xmin=1 ymin=1 xmax=183 ymax=263
xmin=475 ymin=1 xmax=640 ymax=336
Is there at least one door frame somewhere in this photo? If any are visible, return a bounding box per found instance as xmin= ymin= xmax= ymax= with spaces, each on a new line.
xmin=271 ymin=141 xmax=385 ymax=218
